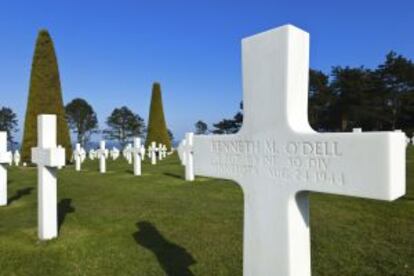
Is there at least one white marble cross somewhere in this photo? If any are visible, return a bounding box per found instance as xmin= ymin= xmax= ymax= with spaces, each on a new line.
xmin=158 ymin=143 xmax=163 ymax=161
xmin=89 ymin=149 xmax=96 ymax=160
xmin=123 ymin=143 xmax=133 ymax=164
xmin=192 ymin=25 xmax=406 ymax=276
xmin=80 ymin=148 xmax=86 ymax=163
xmin=13 ymin=150 xmax=20 ymax=166
xmin=161 ymin=145 xmax=167 ymax=159
xmin=133 ymin=137 xmax=142 ymax=176
xmin=0 ymin=132 xmax=12 ymax=206
xmin=110 ymin=146 xmax=120 ymax=160
xmin=149 ymin=142 xmax=157 ymax=165
xmin=177 ymin=140 xmax=186 ymax=166
xmin=73 ymin=143 xmax=82 ymax=171
xmin=182 ymin=133 xmax=194 ymax=181
xmin=31 ymin=115 xmax=65 ymax=240
xmin=140 ymin=144 xmax=146 ymax=161
xmin=96 ymin=141 xmax=108 ymax=173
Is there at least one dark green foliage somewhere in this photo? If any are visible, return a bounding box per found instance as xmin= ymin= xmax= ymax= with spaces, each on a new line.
xmin=65 ymin=98 xmax=99 ymax=147
xmin=0 ymin=107 xmax=18 ymax=149
xmin=195 ymin=120 xmax=208 ymax=134
xmin=212 ymin=102 xmax=243 ymax=134
xmin=104 ymin=106 xmax=145 ymax=147
xmin=21 ymin=30 xmax=72 ymax=162
xmin=167 ymin=129 xmax=174 ymax=144
xmin=145 ymin=82 xmax=171 ymax=149
xmin=376 ymin=51 xmax=414 ymax=130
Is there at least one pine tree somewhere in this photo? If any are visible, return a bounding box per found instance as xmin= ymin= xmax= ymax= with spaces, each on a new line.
xmin=21 ymin=30 xmax=72 ymax=162
xmin=145 ymin=82 xmax=171 ymax=149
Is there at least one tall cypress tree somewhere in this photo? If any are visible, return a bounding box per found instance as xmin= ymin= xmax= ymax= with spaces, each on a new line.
xmin=21 ymin=30 xmax=72 ymax=162
xmin=145 ymin=82 xmax=171 ymax=149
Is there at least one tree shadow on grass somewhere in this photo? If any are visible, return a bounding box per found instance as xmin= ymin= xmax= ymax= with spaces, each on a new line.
xmin=8 ymin=187 xmax=34 ymax=205
xmin=133 ymin=221 xmax=196 ymax=276
xmin=163 ymin=172 xmax=183 ymax=179
xmin=58 ymin=198 xmax=75 ymax=233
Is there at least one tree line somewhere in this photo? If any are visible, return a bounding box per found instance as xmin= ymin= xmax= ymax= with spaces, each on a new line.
xmin=195 ymin=51 xmax=414 ymax=135
xmin=0 ymin=99 xmax=174 ymax=149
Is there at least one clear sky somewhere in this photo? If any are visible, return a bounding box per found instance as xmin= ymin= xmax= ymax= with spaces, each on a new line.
xmin=0 ymin=1 xmax=412 ymax=143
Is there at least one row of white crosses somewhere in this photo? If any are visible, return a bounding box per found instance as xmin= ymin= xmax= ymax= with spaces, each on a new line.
xmin=179 ymin=25 xmax=406 ymax=275
xmin=73 ymin=138 xmax=169 ymax=174
xmin=0 ymin=149 xmax=21 ymax=167
xmin=147 ymin=141 xmax=168 ymax=165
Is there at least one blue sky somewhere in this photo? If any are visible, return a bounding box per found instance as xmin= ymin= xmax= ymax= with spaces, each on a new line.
xmin=0 ymin=1 xmax=412 ymax=142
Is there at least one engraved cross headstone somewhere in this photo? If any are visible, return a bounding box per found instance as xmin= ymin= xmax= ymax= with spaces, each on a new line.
xmin=0 ymin=132 xmax=12 ymax=206
xmin=192 ymin=25 xmax=406 ymax=276
xmin=31 ymin=115 xmax=65 ymax=240
xmin=89 ymin=149 xmax=96 ymax=160
xmin=158 ymin=143 xmax=163 ymax=161
xmin=177 ymin=139 xmax=186 ymax=166
xmin=96 ymin=141 xmax=108 ymax=173
xmin=110 ymin=146 xmax=120 ymax=160
xmin=140 ymin=144 xmax=146 ymax=161
xmin=13 ymin=150 xmax=20 ymax=166
xmin=123 ymin=143 xmax=133 ymax=164
xmin=149 ymin=142 xmax=157 ymax=165
xmin=133 ymin=137 xmax=142 ymax=176
xmin=161 ymin=145 xmax=167 ymax=159
xmin=73 ymin=143 xmax=82 ymax=171
xmin=182 ymin=133 xmax=194 ymax=181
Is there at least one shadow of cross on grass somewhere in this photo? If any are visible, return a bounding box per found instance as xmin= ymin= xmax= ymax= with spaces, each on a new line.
xmin=133 ymin=221 xmax=196 ymax=276
xmin=8 ymin=187 xmax=34 ymax=205
xmin=58 ymin=198 xmax=75 ymax=233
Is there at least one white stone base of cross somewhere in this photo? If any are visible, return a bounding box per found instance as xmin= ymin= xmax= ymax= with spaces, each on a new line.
xmin=192 ymin=25 xmax=406 ymax=276
xmin=0 ymin=132 xmax=12 ymax=206
xmin=31 ymin=115 xmax=65 ymax=240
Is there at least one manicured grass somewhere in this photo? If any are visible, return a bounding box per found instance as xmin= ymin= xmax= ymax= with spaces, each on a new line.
xmin=0 ymin=150 xmax=413 ymax=275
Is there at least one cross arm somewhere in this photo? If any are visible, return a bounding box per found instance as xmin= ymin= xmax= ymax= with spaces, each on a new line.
xmin=0 ymin=151 xmax=12 ymax=164
xmin=302 ymin=131 xmax=406 ymax=201
xmin=31 ymin=147 xmax=66 ymax=167
xmin=193 ymin=131 xmax=406 ymax=201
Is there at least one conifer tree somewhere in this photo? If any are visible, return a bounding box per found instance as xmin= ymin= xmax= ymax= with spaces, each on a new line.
xmin=21 ymin=30 xmax=72 ymax=162
xmin=145 ymin=82 xmax=171 ymax=149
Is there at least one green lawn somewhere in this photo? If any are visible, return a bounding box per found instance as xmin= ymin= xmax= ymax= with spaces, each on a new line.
xmin=0 ymin=149 xmax=413 ymax=276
